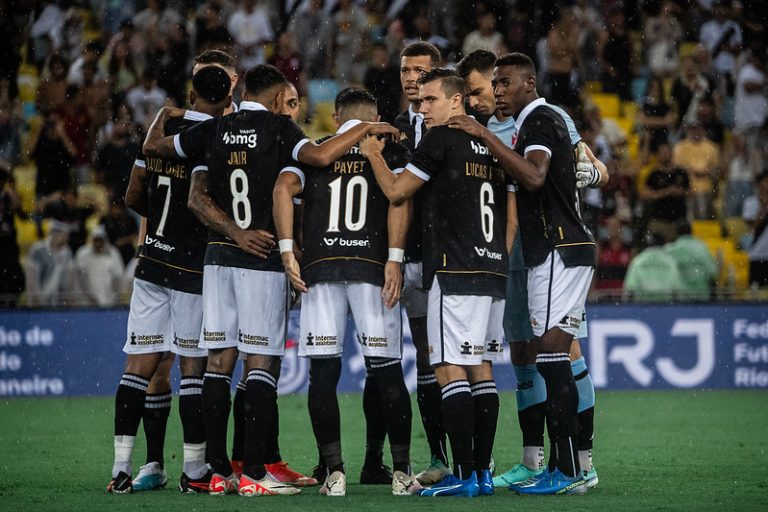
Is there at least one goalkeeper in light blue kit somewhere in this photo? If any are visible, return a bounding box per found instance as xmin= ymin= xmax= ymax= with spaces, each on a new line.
xmin=452 ymin=50 xmax=608 ymax=490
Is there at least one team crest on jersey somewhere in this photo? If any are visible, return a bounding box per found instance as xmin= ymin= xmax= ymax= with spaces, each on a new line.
xmin=399 ymin=132 xmax=409 ymax=143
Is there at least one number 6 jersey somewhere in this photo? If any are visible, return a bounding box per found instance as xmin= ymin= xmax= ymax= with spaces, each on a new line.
xmin=405 ymin=125 xmax=512 ymax=298
xmin=135 ymin=110 xmax=211 ymax=294
xmin=296 ymin=120 xmax=411 ymax=287
xmin=175 ymin=101 xmax=310 ymax=271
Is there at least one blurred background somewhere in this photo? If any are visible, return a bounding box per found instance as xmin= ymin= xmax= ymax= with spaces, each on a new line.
xmin=0 ymin=0 xmax=766 ymax=308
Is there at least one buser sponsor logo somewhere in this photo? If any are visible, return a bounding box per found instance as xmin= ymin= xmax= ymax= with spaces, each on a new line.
xmin=323 ymin=237 xmax=370 ymax=247
xmin=145 ymin=235 xmax=176 ymax=253
xmin=222 ymin=131 xmax=258 ymax=148
xmin=474 ymin=246 xmax=502 ymax=260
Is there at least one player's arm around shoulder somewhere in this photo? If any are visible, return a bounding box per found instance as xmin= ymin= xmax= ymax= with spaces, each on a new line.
xmin=141 ymin=106 xmax=185 ymax=158
xmin=360 ymin=136 xmax=423 ymax=206
xmin=273 ymin=168 xmax=307 ymax=292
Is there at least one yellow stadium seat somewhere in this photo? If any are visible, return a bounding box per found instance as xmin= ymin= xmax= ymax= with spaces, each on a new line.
xmin=590 ymin=93 xmax=621 ymax=119
xmin=15 ymin=218 xmax=40 ymax=256
xmin=585 ymin=81 xmax=602 ymax=93
xmin=724 ymin=217 xmax=749 ymax=244
xmin=692 ymin=220 xmax=721 ymax=239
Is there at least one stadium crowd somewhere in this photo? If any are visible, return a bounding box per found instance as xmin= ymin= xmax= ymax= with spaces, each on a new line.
xmin=0 ymin=0 xmax=767 ymax=308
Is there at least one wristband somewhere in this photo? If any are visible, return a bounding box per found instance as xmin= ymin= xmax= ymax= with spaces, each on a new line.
xmin=589 ymin=165 xmax=602 ymax=188
xmin=388 ymin=248 xmax=405 ymax=263
xmin=278 ymin=239 xmax=293 ymax=254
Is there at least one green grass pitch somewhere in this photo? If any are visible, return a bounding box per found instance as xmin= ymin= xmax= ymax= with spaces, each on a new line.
xmin=1 ymin=390 xmax=767 ymax=511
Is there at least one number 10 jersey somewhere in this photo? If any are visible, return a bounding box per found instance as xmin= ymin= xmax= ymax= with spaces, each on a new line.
xmin=298 ymin=128 xmax=410 ymax=287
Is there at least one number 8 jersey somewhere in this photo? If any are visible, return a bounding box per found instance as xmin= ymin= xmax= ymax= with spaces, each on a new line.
xmin=175 ymin=101 xmax=310 ymax=271
xmin=135 ymin=111 xmax=211 ymax=294
xmin=405 ymin=125 xmax=512 ymax=298
xmin=297 ymin=120 xmax=411 ymax=287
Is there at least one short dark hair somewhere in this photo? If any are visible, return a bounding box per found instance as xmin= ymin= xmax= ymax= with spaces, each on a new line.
xmin=456 ymin=49 xmax=497 ymax=78
xmin=244 ymin=65 xmax=287 ymax=96
xmin=194 ymin=49 xmax=236 ymax=70
xmin=418 ymin=68 xmax=464 ymax=98
xmin=495 ymin=52 xmax=536 ymax=76
xmin=335 ymin=87 xmax=377 ymax=112
xmin=192 ymin=65 xmax=231 ymax=104
xmin=400 ymin=41 xmax=441 ymax=66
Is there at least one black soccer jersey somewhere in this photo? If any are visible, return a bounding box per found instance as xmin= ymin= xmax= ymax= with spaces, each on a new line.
xmin=394 ymin=107 xmax=425 ymax=263
xmin=175 ymin=101 xmax=309 ymax=272
xmin=134 ymin=111 xmax=210 ymax=294
xmin=512 ymin=98 xmax=596 ymax=268
xmin=407 ymin=125 xmax=511 ymax=298
xmin=298 ymin=123 xmax=410 ymax=287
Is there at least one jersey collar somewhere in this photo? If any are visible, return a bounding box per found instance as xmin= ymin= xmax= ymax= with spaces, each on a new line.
xmin=336 ymin=119 xmax=363 ymax=134
xmin=514 ymin=97 xmax=547 ymax=131
xmin=408 ymin=104 xmax=423 ymax=123
xmin=183 ymin=110 xmax=213 ymax=121
xmin=239 ymin=101 xmax=269 ymax=112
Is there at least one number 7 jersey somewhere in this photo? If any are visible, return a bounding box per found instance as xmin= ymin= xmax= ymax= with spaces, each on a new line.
xmin=175 ymin=101 xmax=310 ymax=271
xmin=135 ymin=110 xmax=211 ymax=294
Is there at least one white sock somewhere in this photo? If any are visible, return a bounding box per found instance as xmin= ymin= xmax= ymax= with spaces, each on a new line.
xmin=522 ymin=446 xmax=545 ymax=470
xmin=579 ymin=449 xmax=592 ymax=473
xmin=113 ymin=435 xmax=135 ymax=477
xmin=183 ymin=443 xmax=208 ymax=479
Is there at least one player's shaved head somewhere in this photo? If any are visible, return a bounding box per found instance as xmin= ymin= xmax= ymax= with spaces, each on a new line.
xmin=418 ymin=68 xmax=465 ymax=99
xmin=192 ymin=66 xmax=231 ymax=105
xmin=456 ymin=49 xmax=497 ymax=79
xmin=244 ymin=64 xmax=288 ymax=97
xmin=334 ymin=87 xmax=378 ymax=124
xmin=400 ymin=41 xmax=441 ymax=67
xmin=495 ymin=52 xmax=536 ymax=77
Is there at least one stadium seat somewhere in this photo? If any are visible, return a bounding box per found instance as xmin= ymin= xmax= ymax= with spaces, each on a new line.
xmin=12 ymin=164 xmax=37 ymax=213
xmin=692 ymin=220 xmax=722 ymax=239
xmin=590 ymin=93 xmax=621 ymax=119
xmin=15 ymin=218 xmax=40 ymax=257
xmin=724 ymin=217 xmax=749 ymax=244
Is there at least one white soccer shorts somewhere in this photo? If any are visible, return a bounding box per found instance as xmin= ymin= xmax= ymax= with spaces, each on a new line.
xmin=400 ymin=261 xmax=428 ymax=318
xmin=298 ymin=281 xmax=403 ymax=359
xmin=427 ymin=277 xmax=506 ymax=366
xmin=527 ymin=250 xmax=593 ymax=337
xmin=124 ymin=278 xmax=206 ymax=357
xmin=201 ymin=265 xmax=289 ymax=356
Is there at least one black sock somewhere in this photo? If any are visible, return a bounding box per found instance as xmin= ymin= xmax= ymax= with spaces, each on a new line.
xmin=471 ymin=380 xmax=499 ymax=473
xmin=115 ymin=373 xmax=149 ymax=437
xmin=265 ymin=396 xmax=281 ymax=464
xmin=441 ymin=380 xmax=474 ymax=479
xmin=179 ymin=376 xmax=205 ymax=444
xmin=231 ymin=381 xmax=246 ymax=462
xmin=362 ymin=375 xmax=386 ymax=468
xmin=536 ymin=353 xmax=580 ymax=477
xmin=578 ymin=407 xmax=594 ymax=452
xmin=367 ymin=358 xmax=412 ymax=474
xmin=143 ymin=391 xmax=171 ymax=466
xmin=308 ymin=358 xmax=343 ymax=472
xmin=202 ymin=372 xmax=232 ymax=475
xmin=417 ymin=371 xmax=447 ymax=465
xmin=243 ymin=369 xmax=278 ymax=480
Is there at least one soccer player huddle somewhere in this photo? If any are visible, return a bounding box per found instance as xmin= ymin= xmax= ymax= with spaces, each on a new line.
xmin=108 ymin=41 xmax=607 ymax=498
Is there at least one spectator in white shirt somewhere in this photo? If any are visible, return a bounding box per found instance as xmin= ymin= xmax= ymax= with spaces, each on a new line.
xmin=125 ymin=69 xmax=167 ymax=128
xmin=227 ymin=0 xmax=274 ymax=70
xmin=75 ymin=224 xmax=124 ymax=307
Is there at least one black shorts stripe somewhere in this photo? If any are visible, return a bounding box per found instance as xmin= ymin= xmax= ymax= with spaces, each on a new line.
xmin=544 ymin=253 xmax=555 ymax=331
xmin=439 ymin=287 xmax=445 ymax=363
